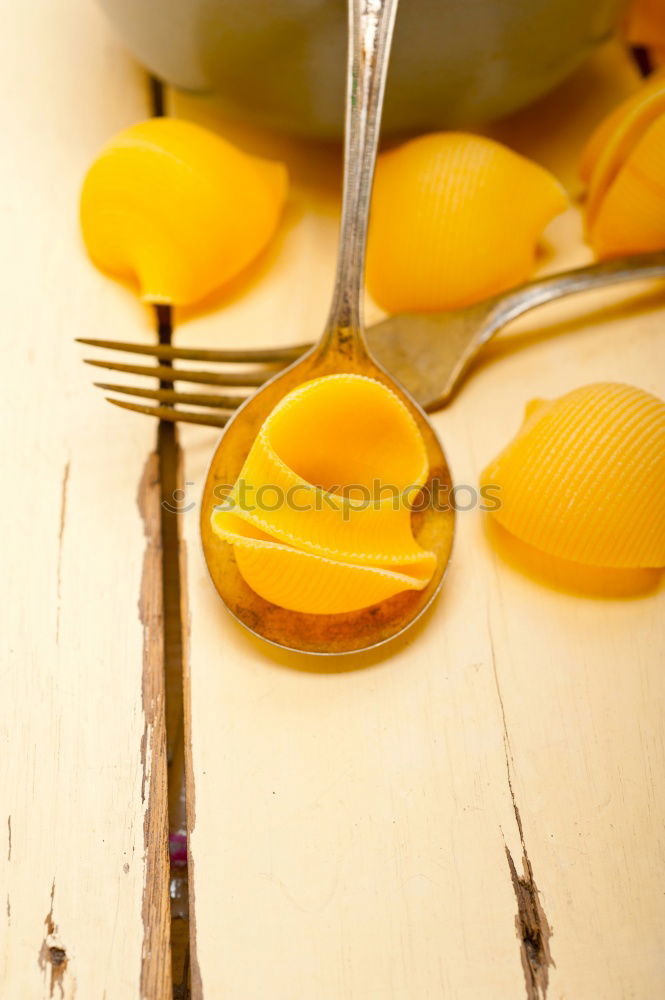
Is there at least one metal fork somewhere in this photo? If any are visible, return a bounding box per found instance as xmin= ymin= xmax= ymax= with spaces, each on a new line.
xmin=79 ymin=250 xmax=665 ymax=426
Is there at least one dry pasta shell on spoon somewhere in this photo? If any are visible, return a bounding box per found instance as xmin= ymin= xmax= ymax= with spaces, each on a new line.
xmin=216 ymin=516 xmax=435 ymax=616
xmin=211 ymin=374 xmax=438 ymax=615
xmin=215 ymin=374 xmax=431 ymax=568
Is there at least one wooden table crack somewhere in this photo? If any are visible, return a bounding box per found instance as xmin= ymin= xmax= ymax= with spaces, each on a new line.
xmin=488 ymin=616 xmax=554 ymax=1000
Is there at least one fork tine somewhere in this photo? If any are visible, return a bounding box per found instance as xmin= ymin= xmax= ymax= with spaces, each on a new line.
xmin=106 ymin=398 xmax=229 ymax=427
xmin=84 ymin=359 xmax=269 ymax=387
xmin=77 ymin=337 xmax=306 ymax=364
xmin=94 ymin=382 xmax=244 ymax=410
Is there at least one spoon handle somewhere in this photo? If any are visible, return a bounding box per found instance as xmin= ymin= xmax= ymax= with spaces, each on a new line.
xmin=321 ymin=0 xmax=399 ymax=355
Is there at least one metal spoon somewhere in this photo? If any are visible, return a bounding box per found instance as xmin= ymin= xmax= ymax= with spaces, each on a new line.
xmin=200 ymin=0 xmax=455 ymax=655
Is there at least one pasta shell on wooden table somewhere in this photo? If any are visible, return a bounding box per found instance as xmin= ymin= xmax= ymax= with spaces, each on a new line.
xmin=579 ymin=99 xmax=635 ymax=186
xmin=481 ymin=382 xmax=665 ymax=569
xmin=579 ymin=68 xmax=665 ymax=185
xmin=365 ymin=132 xmax=567 ymax=313
xmin=486 ymin=519 xmax=663 ymax=599
xmin=80 ymin=117 xmax=288 ymax=306
xmin=588 ymin=114 xmax=665 ymax=257
xmin=581 ymin=69 xmax=665 ymax=225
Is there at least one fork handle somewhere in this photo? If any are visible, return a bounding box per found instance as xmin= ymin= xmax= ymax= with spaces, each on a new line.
xmin=483 ymin=250 xmax=665 ymax=341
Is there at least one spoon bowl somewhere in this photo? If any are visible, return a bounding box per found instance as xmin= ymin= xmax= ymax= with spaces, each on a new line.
xmin=200 ymin=343 xmax=454 ymax=654
xmin=200 ymin=0 xmax=455 ymax=654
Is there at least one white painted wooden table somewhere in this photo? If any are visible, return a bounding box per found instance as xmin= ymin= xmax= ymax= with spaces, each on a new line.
xmin=1 ymin=4 xmax=664 ymax=998
xmin=0 ymin=1 xmax=170 ymax=996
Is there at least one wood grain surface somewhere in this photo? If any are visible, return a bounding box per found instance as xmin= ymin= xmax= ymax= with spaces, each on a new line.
xmin=0 ymin=1 xmax=171 ymax=996
xmin=2 ymin=7 xmax=664 ymax=997
xmin=169 ymin=44 xmax=665 ymax=1000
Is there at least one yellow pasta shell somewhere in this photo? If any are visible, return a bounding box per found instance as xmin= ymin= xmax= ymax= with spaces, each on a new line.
xmin=366 ymin=132 xmax=567 ymax=313
xmin=211 ymin=374 xmax=436 ymax=614
xmin=215 ymin=514 xmax=433 ymax=616
xmin=80 ymin=118 xmax=287 ymax=306
xmin=580 ymin=69 xmax=665 ymax=183
xmin=481 ymin=383 xmax=665 ymax=568
xmin=580 ymin=101 xmax=634 ymax=186
xmin=589 ymin=114 xmax=665 ymax=257
xmin=582 ymin=71 xmax=665 ymax=228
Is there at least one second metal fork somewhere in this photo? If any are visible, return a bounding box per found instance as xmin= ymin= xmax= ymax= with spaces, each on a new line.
xmin=80 ymin=250 xmax=665 ymax=427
